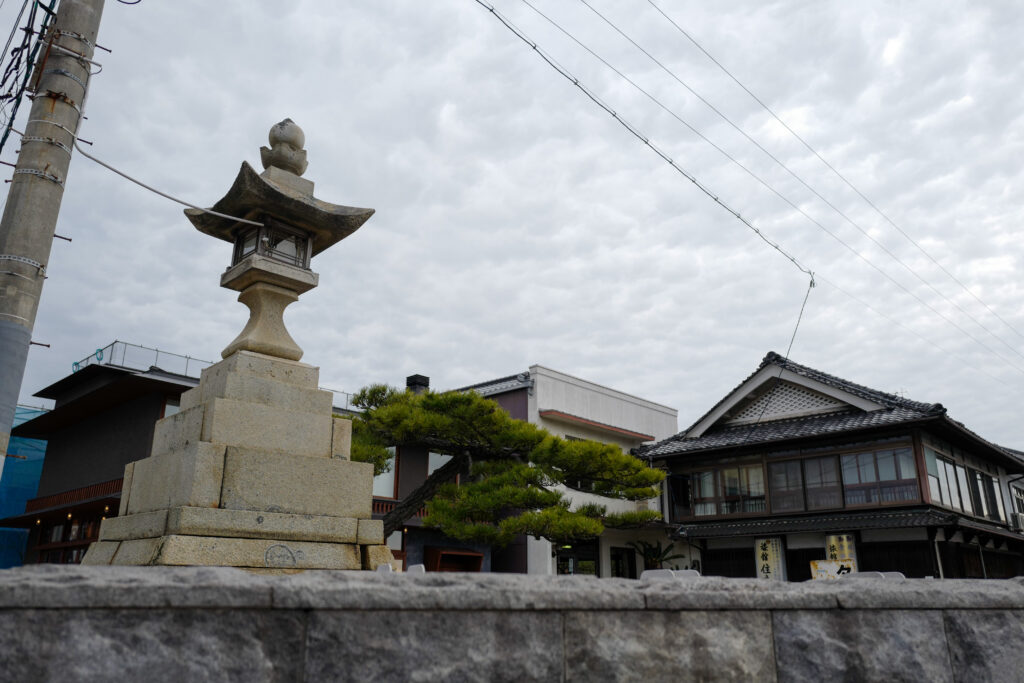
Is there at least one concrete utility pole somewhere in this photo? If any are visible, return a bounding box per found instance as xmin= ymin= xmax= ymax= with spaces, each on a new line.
xmin=0 ymin=0 xmax=105 ymax=458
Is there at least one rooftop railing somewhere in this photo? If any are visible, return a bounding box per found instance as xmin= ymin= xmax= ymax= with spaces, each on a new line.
xmin=71 ymin=342 xmax=360 ymax=410
xmin=72 ymin=341 xmax=213 ymax=379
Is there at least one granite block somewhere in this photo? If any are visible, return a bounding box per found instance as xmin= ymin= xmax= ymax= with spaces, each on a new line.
xmin=305 ymin=610 xmax=561 ymax=682
xmin=773 ymin=610 xmax=952 ymax=682
xmin=565 ymin=609 xmax=776 ymax=681
xmin=203 ymin=397 xmax=332 ymax=458
xmin=220 ymin=447 xmax=372 ymax=518
xmin=0 ymin=608 xmax=303 ymax=683
xmin=944 ymin=609 xmax=1024 ymax=681
xmin=167 ymin=506 xmax=358 ymax=543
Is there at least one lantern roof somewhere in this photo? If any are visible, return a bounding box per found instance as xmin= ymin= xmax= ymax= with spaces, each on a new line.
xmin=185 ymin=162 xmax=374 ymax=257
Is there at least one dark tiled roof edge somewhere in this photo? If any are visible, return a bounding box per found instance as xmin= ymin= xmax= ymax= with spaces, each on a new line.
xmin=639 ymin=351 xmax=943 ymax=457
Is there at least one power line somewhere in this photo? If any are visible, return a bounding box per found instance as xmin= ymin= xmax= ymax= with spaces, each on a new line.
xmin=474 ymin=0 xmax=814 ymax=283
xmin=510 ymin=0 xmax=1024 ymax=377
xmin=646 ymin=0 xmax=1024 ymax=343
xmin=816 ymin=274 xmax=1015 ymax=392
xmin=574 ymin=0 xmax=1024 ymax=365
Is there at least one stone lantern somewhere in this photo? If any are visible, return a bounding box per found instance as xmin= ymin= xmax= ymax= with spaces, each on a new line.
xmin=82 ymin=121 xmax=394 ymax=572
xmin=185 ymin=118 xmax=373 ymax=361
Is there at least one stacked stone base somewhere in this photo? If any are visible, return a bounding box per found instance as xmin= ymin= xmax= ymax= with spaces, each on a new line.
xmin=82 ymin=350 xmax=394 ymax=571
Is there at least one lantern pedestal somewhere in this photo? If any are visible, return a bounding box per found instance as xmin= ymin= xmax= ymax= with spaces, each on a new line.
xmin=83 ymin=350 xmax=393 ymax=571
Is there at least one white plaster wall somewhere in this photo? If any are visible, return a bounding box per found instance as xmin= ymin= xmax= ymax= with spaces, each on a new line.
xmin=521 ymin=365 xmax=679 ymax=575
xmin=527 ymin=536 xmax=554 ymax=575
xmin=530 ymin=366 xmax=677 ymax=441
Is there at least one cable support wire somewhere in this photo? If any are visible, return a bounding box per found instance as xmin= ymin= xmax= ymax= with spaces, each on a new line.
xmin=475 ymin=0 xmax=813 ymax=280
xmin=572 ymin=0 xmax=1024 ymax=364
xmin=740 ymin=275 xmax=816 ymax=444
xmin=513 ymin=0 xmax=1024 ymax=377
xmin=646 ymin=0 xmax=1024 ymax=343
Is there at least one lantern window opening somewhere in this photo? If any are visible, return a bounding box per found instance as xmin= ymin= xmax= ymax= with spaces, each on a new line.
xmin=230 ymin=216 xmax=312 ymax=269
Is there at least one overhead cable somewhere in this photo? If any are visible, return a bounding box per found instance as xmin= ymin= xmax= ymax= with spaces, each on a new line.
xmin=575 ymin=0 xmax=1024 ymax=363
xmin=513 ymin=0 xmax=1024 ymax=376
xmin=647 ymin=0 xmax=1024 ymax=343
xmin=474 ymin=0 xmax=813 ymax=282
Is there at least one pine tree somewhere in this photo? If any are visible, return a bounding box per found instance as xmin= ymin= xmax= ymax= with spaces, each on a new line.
xmin=348 ymin=385 xmax=665 ymax=544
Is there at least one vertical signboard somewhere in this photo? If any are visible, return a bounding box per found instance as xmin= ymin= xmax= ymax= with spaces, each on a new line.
xmin=825 ymin=533 xmax=857 ymax=564
xmin=754 ymin=537 xmax=785 ymax=580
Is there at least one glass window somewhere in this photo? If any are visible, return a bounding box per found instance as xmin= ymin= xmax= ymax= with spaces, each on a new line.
xmin=428 ymin=452 xmax=452 ymax=476
xmin=941 ymin=460 xmax=961 ymax=511
xmin=718 ymin=465 xmax=765 ymax=515
xmin=924 ymin=447 xmax=942 ymax=503
xmin=805 ymin=455 xmax=842 ymax=510
xmin=969 ymin=471 xmax=988 ymax=518
xmin=372 ymin=447 xmax=397 ymax=498
xmin=768 ymin=461 xmax=804 ymax=513
xmin=876 ymin=450 xmax=897 ymax=481
xmin=744 ymin=465 xmax=766 ymax=513
xmin=955 ymin=466 xmax=973 ymax=515
xmin=692 ymin=471 xmax=717 ymax=517
xmin=842 ymin=453 xmax=879 ymax=505
xmin=879 ymin=447 xmax=918 ymax=503
xmin=668 ymin=475 xmax=693 ymax=521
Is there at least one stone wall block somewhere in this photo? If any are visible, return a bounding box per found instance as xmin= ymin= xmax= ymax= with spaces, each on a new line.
xmin=178 ymin=385 xmax=201 ymax=412
xmin=220 ymin=447 xmax=372 ymax=518
xmin=356 ymin=519 xmax=384 ymax=545
xmin=565 ymin=609 xmax=776 ymax=681
xmin=202 ymin=397 xmax=332 ymax=458
xmin=167 ymin=506 xmax=358 ymax=544
xmin=150 ymin=403 xmax=205 ymax=458
xmin=126 ymin=442 xmax=227 ymax=515
xmin=331 ymin=416 xmax=351 ymax=459
xmin=99 ymin=509 xmax=169 ymax=542
xmin=197 ymin=370 xmax=333 ymax=414
xmin=110 ymin=537 xmax=165 ymax=566
xmin=79 ymin=541 xmax=119 ymax=566
xmin=304 ymin=610 xmax=562 ymax=682
xmin=205 ymin=350 xmax=319 ymax=388
xmin=0 ymin=609 xmax=305 ymax=683
xmin=772 ymin=610 xmax=952 ymax=682
xmin=361 ymin=544 xmax=393 ymax=570
xmin=118 ymin=461 xmax=135 ymax=516
xmin=944 ymin=609 xmax=1024 ymax=681
xmin=155 ymin=535 xmax=360 ymax=569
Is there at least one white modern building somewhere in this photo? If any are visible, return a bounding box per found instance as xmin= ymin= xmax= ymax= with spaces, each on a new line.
xmin=461 ymin=365 xmax=683 ymax=577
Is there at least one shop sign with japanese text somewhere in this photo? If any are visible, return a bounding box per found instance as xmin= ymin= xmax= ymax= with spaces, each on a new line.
xmin=754 ymin=537 xmax=785 ymax=580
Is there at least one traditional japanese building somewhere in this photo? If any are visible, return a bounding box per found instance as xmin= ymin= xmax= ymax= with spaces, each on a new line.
xmin=641 ymin=352 xmax=1024 ymax=580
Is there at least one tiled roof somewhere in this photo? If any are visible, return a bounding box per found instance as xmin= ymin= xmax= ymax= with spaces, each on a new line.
xmin=456 ymin=371 xmax=532 ymax=397
xmin=642 ymin=405 xmax=938 ymax=457
xmin=675 ymin=507 xmax=959 ymax=539
xmin=642 ymin=352 xmax=943 ymax=458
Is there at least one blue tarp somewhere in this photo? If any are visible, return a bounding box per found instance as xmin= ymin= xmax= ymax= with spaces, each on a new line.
xmin=0 ymin=406 xmax=48 ymax=568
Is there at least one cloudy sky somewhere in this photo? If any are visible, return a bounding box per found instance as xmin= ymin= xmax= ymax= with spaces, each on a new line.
xmin=3 ymin=0 xmax=1024 ymax=447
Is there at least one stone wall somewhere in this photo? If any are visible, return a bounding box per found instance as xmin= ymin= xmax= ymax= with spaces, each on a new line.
xmin=1 ymin=565 xmax=1022 ymax=681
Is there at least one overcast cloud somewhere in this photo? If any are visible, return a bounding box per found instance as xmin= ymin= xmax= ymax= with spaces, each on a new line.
xmin=3 ymin=0 xmax=1023 ymax=447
